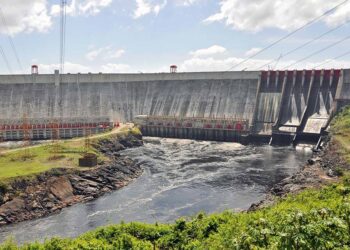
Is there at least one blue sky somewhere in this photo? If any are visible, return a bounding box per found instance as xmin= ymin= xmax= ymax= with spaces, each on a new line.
xmin=0 ymin=0 xmax=350 ymax=74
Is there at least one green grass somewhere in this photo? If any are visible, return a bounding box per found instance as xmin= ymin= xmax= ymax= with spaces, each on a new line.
xmin=331 ymin=106 xmax=350 ymax=163
xmin=0 ymin=126 xmax=141 ymax=182
xmin=0 ymin=141 xmax=103 ymax=181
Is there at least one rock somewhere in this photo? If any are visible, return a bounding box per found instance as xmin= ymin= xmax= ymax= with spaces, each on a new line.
xmin=0 ymin=216 xmax=7 ymax=225
xmin=47 ymin=176 xmax=74 ymax=202
xmin=308 ymin=157 xmax=322 ymax=165
xmin=0 ymin=198 xmax=25 ymax=214
xmin=327 ymin=169 xmax=336 ymax=177
xmin=31 ymin=201 xmax=42 ymax=209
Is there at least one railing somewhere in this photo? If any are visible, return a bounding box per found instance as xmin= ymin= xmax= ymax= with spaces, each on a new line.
xmin=136 ymin=116 xmax=250 ymax=132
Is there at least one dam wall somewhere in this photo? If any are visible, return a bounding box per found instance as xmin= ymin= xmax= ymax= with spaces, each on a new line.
xmin=0 ymin=69 xmax=349 ymax=143
xmin=0 ymin=71 xmax=259 ymax=123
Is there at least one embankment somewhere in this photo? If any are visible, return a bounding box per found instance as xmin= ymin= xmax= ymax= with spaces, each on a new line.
xmin=0 ymin=133 xmax=143 ymax=226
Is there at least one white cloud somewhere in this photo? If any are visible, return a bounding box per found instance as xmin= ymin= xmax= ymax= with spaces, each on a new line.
xmin=51 ymin=0 xmax=112 ymax=17
xmin=178 ymin=45 xmax=350 ymax=72
xmin=86 ymin=47 xmax=105 ymax=61
xmin=109 ymin=49 xmax=125 ymax=59
xmin=100 ymin=63 xmax=131 ymax=73
xmin=0 ymin=0 xmax=52 ymax=35
xmin=179 ymin=56 xmax=350 ymax=72
xmin=35 ymin=62 xmax=131 ymax=74
xmin=205 ymin=0 xmax=350 ymax=31
xmin=176 ymin=0 xmax=200 ymax=6
xmin=190 ymin=45 xmax=227 ymax=57
xmin=85 ymin=46 xmax=125 ymax=61
xmin=245 ymin=48 xmax=262 ymax=57
xmin=37 ymin=62 xmax=90 ymax=74
xmin=79 ymin=0 xmax=113 ymax=15
xmin=133 ymin=0 xmax=167 ymax=19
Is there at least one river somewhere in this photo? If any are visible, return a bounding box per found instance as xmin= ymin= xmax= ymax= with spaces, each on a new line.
xmin=0 ymin=137 xmax=311 ymax=244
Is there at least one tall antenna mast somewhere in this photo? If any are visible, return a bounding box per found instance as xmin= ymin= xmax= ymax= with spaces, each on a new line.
xmin=60 ymin=0 xmax=67 ymax=74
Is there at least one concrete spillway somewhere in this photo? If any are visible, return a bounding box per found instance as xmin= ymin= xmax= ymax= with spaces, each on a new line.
xmin=0 ymin=69 xmax=349 ymax=143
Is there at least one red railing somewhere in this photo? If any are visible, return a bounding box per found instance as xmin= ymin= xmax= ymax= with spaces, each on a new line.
xmin=0 ymin=122 xmax=111 ymax=131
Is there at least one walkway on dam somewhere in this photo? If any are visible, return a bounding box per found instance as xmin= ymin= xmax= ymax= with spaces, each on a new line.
xmin=0 ymin=123 xmax=133 ymax=154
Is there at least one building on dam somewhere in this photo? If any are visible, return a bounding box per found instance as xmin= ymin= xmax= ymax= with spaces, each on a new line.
xmin=0 ymin=69 xmax=349 ymax=144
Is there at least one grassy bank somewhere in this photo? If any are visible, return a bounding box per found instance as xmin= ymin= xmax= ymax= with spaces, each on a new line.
xmin=331 ymin=106 xmax=350 ymax=163
xmin=0 ymin=125 xmax=141 ymax=182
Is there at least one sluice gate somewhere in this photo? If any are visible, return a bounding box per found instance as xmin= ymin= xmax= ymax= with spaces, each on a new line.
xmin=134 ymin=116 xmax=250 ymax=142
xmin=0 ymin=69 xmax=349 ymax=144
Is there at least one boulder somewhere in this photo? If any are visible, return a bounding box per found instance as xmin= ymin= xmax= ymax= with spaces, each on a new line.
xmin=47 ymin=176 xmax=74 ymax=202
xmin=0 ymin=198 xmax=25 ymax=214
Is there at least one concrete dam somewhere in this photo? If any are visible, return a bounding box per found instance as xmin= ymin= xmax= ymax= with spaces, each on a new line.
xmin=0 ymin=69 xmax=349 ymax=144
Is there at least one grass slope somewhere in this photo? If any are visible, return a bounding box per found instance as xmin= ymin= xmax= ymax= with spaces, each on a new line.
xmin=331 ymin=106 xmax=350 ymax=163
xmin=0 ymin=126 xmax=141 ymax=182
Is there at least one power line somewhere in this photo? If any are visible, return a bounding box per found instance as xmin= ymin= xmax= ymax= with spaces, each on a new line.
xmin=313 ymin=49 xmax=350 ymax=69
xmin=0 ymin=7 xmax=24 ymax=73
xmin=282 ymin=34 xmax=350 ymax=69
xmin=226 ymin=0 xmax=349 ymax=71
xmin=257 ymin=21 xmax=350 ymax=70
xmin=0 ymin=45 xmax=12 ymax=73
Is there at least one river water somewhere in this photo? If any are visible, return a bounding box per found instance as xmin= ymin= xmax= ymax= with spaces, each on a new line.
xmin=0 ymin=137 xmax=311 ymax=244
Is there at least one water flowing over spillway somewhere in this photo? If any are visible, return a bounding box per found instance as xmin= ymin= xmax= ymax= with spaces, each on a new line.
xmin=0 ymin=138 xmax=311 ymax=244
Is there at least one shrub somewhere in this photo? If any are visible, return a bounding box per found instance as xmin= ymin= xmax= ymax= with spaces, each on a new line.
xmin=334 ymin=166 xmax=345 ymax=176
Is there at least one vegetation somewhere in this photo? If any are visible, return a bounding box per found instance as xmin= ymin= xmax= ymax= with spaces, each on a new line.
xmin=0 ymin=126 xmax=138 ymax=182
xmin=1 ymin=176 xmax=350 ymax=249
xmin=0 ymin=141 xmax=88 ymax=181
xmin=331 ymin=106 xmax=350 ymax=163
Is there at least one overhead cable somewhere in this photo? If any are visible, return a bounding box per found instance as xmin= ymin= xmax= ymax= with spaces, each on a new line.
xmin=313 ymin=50 xmax=350 ymax=69
xmin=257 ymin=21 xmax=350 ymax=70
xmin=0 ymin=7 xmax=24 ymax=73
xmin=282 ymin=34 xmax=350 ymax=69
xmin=226 ymin=0 xmax=349 ymax=71
xmin=0 ymin=45 xmax=12 ymax=73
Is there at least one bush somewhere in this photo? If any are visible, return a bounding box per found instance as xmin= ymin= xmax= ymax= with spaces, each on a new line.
xmin=334 ymin=166 xmax=345 ymax=176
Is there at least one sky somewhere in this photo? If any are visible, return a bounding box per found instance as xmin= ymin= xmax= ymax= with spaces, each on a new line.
xmin=0 ymin=0 xmax=350 ymax=74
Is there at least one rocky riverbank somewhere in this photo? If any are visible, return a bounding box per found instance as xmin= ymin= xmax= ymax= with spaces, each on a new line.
xmin=249 ymin=137 xmax=350 ymax=211
xmin=0 ymin=133 xmax=143 ymax=226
